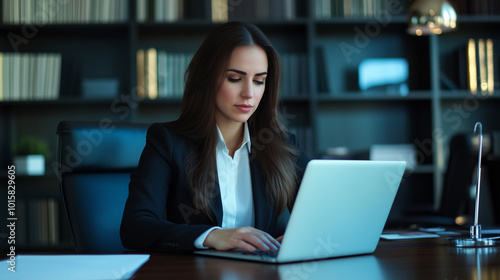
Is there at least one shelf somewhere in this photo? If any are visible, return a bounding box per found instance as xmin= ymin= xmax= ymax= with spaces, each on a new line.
xmin=314 ymin=17 xmax=408 ymax=35
xmin=0 ymin=23 xmax=130 ymax=40
xmin=315 ymin=91 xmax=500 ymax=101
xmin=440 ymin=90 xmax=500 ymax=100
xmin=0 ymin=98 xmax=127 ymax=107
xmin=315 ymin=91 xmax=432 ymax=101
xmin=136 ymin=96 xmax=312 ymax=107
xmin=137 ymin=21 xmax=220 ymax=35
xmin=456 ymin=15 xmax=500 ymax=23
xmin=0 ymin=22 xmax=130 ymax=29
xmin=138 ymin=18 xmax=309 ymax=27
xmin=280 ymin=96 xmax=311 ymax=102
xmin=314 ymin=15 xmax=407 ymax=25
xmin=137 ymin=98 xmax=183 ymax=105
xmin=412 ymin=164 xmax=435 ymax=174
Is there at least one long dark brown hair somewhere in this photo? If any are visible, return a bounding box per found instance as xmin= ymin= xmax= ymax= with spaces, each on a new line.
xmin=166 ymin=21 xmax=299 ymax=219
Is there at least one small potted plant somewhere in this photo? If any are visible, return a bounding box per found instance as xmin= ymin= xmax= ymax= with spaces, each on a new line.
xmin=13 ymin=137 xmax=50 ymax=176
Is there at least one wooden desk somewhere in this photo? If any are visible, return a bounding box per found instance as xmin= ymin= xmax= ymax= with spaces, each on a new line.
xmin=132 ymin=237 xmax=500 ymax=279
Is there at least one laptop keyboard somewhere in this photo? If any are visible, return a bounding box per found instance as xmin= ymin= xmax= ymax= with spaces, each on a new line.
xmin=242 ymin=250 xmax=278 ymax=258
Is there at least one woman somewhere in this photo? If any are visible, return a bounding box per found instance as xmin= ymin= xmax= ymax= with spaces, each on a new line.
xmin=120 ymin=21 xmax=310 ymax=253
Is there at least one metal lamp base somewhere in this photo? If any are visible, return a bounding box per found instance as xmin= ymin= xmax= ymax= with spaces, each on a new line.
xmin=448 ymin=236 xmax=500 ymax=247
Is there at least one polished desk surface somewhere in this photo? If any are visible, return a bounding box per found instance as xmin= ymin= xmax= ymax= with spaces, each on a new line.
xmin=131 ymin=237 xmax=500 ymax=280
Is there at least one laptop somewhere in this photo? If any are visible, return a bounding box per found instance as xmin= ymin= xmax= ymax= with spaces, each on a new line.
xmin=195 ymin=159 xmax=406 ymax=263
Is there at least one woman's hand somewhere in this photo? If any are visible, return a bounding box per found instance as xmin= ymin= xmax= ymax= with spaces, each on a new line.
xmin=276 ymin=235 xmax=283 ymax=243
xmin=203 ymin=227 xmax=280 ymax=252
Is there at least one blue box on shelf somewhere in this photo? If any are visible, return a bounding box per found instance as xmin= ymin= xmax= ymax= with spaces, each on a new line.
xmin=359 ymin=58 xmax=409 ymax=96
xmin=81 ymin=78 xmax=119 ymax=100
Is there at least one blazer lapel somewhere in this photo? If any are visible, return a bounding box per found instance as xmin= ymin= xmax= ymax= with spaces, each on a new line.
xmin=250 ymin=157 xmax=273 ymax=231
xmin=209 ymin=179 xmax=224 ymax=227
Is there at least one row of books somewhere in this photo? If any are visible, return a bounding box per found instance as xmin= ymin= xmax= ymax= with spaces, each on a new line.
xmin=227 ymin=0 xmax=305 ymax=21
xmin=1 ymin=0 xmax=129 ymax=24
xmin=0 ymin=53 xmax=62 ymax=101
xmin=137 ymin=49 xmax=194 ymax=100
xmin=213 ymin=0 xmax=305 ymax=22
xmin=466 ymin=38 xmax=495 ymax=95
xmin=137 ymin=0 xmax=189 ymax=22
xmin=15 ymin=198 xmax=60 ymax=246
xmin=314 ymin=0 xmax=401 ymax=18
xmin=136 ymin=0 xmax=305 ymax=22
xmin=452 ymin=0 xmax=500 ymax=15
xmin=136 ymin=48 xmax=310 ymax=100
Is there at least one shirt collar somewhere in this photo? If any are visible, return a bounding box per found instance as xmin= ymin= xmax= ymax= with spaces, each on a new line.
xmin=216 ymin=122 xmax=252 ymax=154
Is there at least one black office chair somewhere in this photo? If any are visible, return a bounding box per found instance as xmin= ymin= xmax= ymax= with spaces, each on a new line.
xmin=56 ymin=121 xmax=149 ymax=252
xmin=399 ymin=133 xmax=490 ymax=227
xmin=486 ymin=131 xmax=500 ymax=225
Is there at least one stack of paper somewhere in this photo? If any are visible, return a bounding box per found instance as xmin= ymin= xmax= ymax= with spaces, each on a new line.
xmin=2 ymin=254 xmax=149 ymax=280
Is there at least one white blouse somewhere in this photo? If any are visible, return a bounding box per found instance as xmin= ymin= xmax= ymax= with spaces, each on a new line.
xmin=194 ymin=122 xmax=254 ymax=248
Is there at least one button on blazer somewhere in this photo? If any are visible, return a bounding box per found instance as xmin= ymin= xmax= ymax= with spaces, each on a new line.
xmin=120 ymin=123 xmax=310 ymax=252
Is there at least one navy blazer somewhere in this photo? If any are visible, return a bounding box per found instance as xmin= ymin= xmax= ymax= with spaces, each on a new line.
xmin=120 ymin=123 xmax=310 ymax=252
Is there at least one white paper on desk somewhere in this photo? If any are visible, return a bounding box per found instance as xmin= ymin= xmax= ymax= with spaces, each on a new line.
xmin=2 ymin=254 xmax=149 ymax=280
xmin=381 ymin=232 xmax=440 ymax=240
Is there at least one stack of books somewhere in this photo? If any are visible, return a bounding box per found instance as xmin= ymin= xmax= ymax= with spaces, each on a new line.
xmin=0 ymin=53 xmax=62 ymax=101
xmin=1 ymin=0 xmax=129 ymax=24
xmin=467 ymin=38 xmax=495 ymax=95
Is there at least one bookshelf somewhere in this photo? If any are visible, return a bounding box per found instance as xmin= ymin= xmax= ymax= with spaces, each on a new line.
xmin=1 ymin=0 xmax=500 ymax=250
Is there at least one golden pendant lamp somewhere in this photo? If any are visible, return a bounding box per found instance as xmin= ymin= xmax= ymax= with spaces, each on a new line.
xmin=407 ymin=0 xmax=457 ymax=36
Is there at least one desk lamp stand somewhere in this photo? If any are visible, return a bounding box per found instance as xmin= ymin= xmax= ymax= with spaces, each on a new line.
xmin=448 ymin=122 xmax=500 ymax=247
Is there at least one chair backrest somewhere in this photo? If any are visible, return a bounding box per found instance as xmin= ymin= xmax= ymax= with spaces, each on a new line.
xmin=56 ymin=121 xmax=148 ymax=252
xmin=440 ymin=134 xmax=477 ymax=218
xmin=440 ymin=133 xmax=493 ymax=219
xmin=485 ymin=131 xmax=500 ymax=225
